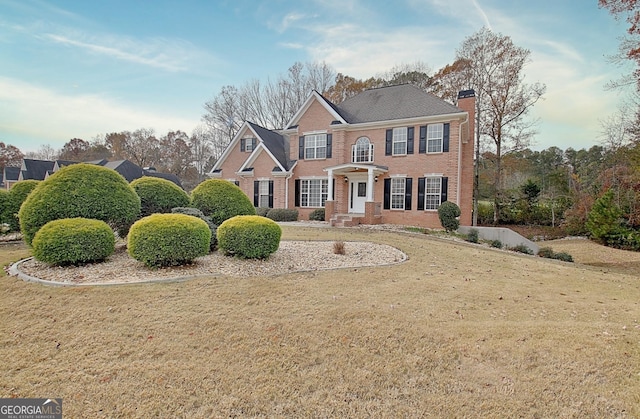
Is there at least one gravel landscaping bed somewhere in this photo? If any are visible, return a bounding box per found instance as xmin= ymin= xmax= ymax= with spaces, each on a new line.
xmin=14 ymin=240 xmax=407 ymax=285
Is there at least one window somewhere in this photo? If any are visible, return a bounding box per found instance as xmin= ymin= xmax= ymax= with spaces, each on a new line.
xmin=427 ymin=124 xmax=443 ymax=153
xmin=352 ymin=137 xmax=373 ymax=163
xmin=258 ymin=180 xmax=270 ymax=208
xmin=392 ymin=127 xmax=407 ymax=155
xmin=424 ymin=177 xmax=442 ymax=210
xmin=241 ymin=138 xmax=256 ymax=152
xmin=300 ymin=179 xmax=328 ymax=207
xmin=304 ymin=134 xmax=327 ymax=159
xmin=391 ymin=178 xmax=406 ymax=210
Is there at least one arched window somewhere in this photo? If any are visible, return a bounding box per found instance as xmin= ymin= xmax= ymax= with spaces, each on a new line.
xmin=352 ymin=137 xmax=373 ymax=163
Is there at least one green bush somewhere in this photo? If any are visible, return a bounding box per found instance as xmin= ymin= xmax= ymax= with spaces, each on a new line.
xmin=537 ymin=246 xmax=573 ymax=262
xmin=191 ymin=179 xmax=256 ymax=225
xmin=171 ymin=206 xmax=218 ymax=251
xmin=490 ymin=239 xmax=502 ymax=249
xmin=266 ymin=208 xmax=298 ymax=222
xmin=131 ymin=176 xmax=189 ymax=217
xmin=438 ymin=201 xmax=461 ymax=232
xmin=309 ymin=208 xmax=325 ymax=221
xmin=466 ymin=228 xmax=479 ymax=243
xmin=128 ymin=213 xmax=211 ymax=268
xmin=586 ymin=190 xmax=628 ymax=246
xmin=217 ymin=215 xmax=281 ymax=259
xmin=477 ymin=201 xmax=494 ymax=225
xmin=32 ymin=218 xmax=115 ymax=266
xmin=0 ymin=189 xmax=9 ymax=227
xmin=6 ymin=180 xmax=39 ymax=232
xmin=508 ymin=244 xmax=534 ymax=255
xmin=19 ymin=164 xmax=140 ymax=245
xmin=255 ymin=207 xmax=270 ymax=217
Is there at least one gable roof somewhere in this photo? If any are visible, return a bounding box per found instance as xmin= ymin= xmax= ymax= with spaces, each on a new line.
xmin=336 ymin=84 xmax=464 ymax=124
xmin=104 ymin=160 xmax=145 ymax=182
xmin=4 ymin=166 xmax=20 ymax=182
xmin=246 ymin=122 xmax=289 ymax=170
xmin=212 ymin=121 xmax=293 ymax=174
xmin=285 ymin=90 xmax=348 ymax=129
xmin=20 ymin=159 xmax=55 ymax=180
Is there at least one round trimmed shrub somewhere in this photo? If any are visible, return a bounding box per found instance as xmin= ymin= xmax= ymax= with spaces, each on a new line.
xmin=19 ymin=164 xmax=141 ymax=245
xmin=32 ymin=218 xmax=115 ymax=266
xmin=131 ymin=176 xmax=190 ymax=217
xmin=171 ymin=206 xmax=218 ymax=251
xmin=191 ymin=179 xmax=256 ymax=225
xmin=438 ymin=201 xmax=461 ymax=232
xmin=128 ymin=213 xmax=211 ymax=267
xmin=6 ymin=180 xmax=39 ymax=232
xmin=217 ymin=215 xmax=281 ymax=259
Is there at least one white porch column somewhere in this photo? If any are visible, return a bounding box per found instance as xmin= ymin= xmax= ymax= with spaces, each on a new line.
xmin=366 ymin=168 xmax=374 ymax=202
xmin=327 ymin=168 xmax=334 ymax=200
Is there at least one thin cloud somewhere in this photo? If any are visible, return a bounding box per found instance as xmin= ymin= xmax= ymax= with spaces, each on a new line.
xmin=44 ymin=33 xmax=188 ymax=72
xmin=0 ymin=76 xmax=198 ymax=150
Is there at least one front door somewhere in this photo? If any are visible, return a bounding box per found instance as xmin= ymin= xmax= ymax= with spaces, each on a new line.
xmin=349 ymin=180 xmax=367 ymax=213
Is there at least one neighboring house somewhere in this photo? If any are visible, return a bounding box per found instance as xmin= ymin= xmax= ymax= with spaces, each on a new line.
xmin=3 ymin=166 xmax=21 ymax=190
xmin=15 ymin=158 xmax=183 ymax=188
xmin=210 ymin=84 xmax=476 ymax=228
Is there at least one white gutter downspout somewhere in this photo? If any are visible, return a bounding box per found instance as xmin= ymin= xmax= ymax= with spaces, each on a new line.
xmin=284 ymin=172 xmax=293 ymax=209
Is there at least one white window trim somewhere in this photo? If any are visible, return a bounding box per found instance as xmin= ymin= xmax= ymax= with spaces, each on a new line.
xmin=392 ymin=127 xmax=408 ymax=156
xmin=390 ymin=177 xmax=406 ymax=210
xmin=426 ymin=124 xmax=443 ymax=154
xmin=300 ymin=178 xmax=328 ymax=208
xmin=424 ymin=176 xmax=442 ymax=211
xmin=258 ymin=180 xmax=270 ymax=208
xmin=304 ymin=133 xmax=327 ymax=160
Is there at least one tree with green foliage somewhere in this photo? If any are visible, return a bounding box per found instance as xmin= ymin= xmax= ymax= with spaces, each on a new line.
xmin=438 ymin=201 xmax=461 ymax=232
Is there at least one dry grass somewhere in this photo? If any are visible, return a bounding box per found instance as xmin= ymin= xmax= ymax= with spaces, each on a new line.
xmin=1 ymin=228 xmax=640 ymax=418
xmin=333 ymin=240 xmax=346 ymax=255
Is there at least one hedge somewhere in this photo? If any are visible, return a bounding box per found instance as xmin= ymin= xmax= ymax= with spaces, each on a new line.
xmin=191 ymin=179 xmax=256 ymax=225
xmin=6 ymin=180 xmax=39 ymax=232
xmin=131 ymin=176 xmax=189 ymax=217
xmin=128 ymin=213 xmax=211 ymax=267
xmin=171 ymin=206 xmax=218 ymax=251
xmin=217 ymin=215 xmax=281 ymax=259
xmin=32 ymin=218 xmax=115 ymax=266
xmin=19 ymin=164 xmax=140 ymax=245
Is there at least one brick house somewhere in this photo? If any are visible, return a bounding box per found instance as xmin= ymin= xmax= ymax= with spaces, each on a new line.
xmin=209 ymin=84 xmax=475 ymax=228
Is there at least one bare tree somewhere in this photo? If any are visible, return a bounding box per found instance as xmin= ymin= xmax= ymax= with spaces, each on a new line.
xmin=25 ymin=144 xmax=58 ymax=161
xmin=456 ymin=27 xmax=546 ymax=223
xmin=0 ymin=142 xmax=24 ymax=170
xmin=125 ymin=128 xmax=160 ymax=168
xmin=202 ymin=61 xmax=336 ymax=140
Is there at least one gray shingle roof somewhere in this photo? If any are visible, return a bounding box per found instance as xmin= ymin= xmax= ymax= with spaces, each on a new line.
xmin=247 ymin=122 xmax=291 ymax=170
xmin=21 ymin=159 xmax=55 ymax=180
xmin=337 ymin=84 xmax=463 ymax=124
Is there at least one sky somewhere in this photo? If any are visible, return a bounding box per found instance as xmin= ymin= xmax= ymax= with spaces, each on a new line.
xmin=0 ymin=0 xmax=633 ymax=154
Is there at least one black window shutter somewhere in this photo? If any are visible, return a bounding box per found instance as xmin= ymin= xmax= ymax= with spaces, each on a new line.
xmin=407 ymin=127 xmax=414 ymax=154
xmin=419 ymin=126 xmax=427 ymax=154
xmin=298 ymin=136 xmax=305 ymax=159
xmin=240 ymin=138 xmax=246 ymax=152
xmin=268 ymin=180 xmax=274 ymax=208
xmin=405 ymin=178 xmax=413 ymax=210
xmin=234 ymin=181 xmax=240 ymax=187
xmin=294 ymin=179 xmax=300 ymax=207
xmin=441 ymin=177 xmax=449 ymax=203
xmin=418 ymin=178 xmax=425 ymax=210
xmin=252 ymin=138 xmax=257 ymax=150
xmin=253 ymin=181 xmax=259 ymax=206
xmin=443 ymin=123 xmax=450 ymax=153
xmin=326 ymin=134 xmax=332 ymax=158
xmin=383 ymin=178 xmax=391 ymax=209
xmin=385 ymin=129 xmax=392 ymax=155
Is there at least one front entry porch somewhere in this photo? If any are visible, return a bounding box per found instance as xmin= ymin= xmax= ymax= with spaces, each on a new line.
xmin=323 ymin=163 xmax=387 ymax=227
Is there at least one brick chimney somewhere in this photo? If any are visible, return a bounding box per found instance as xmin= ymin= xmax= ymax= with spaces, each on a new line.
xmin=456 ymin=89 xmax=476 ymax=227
